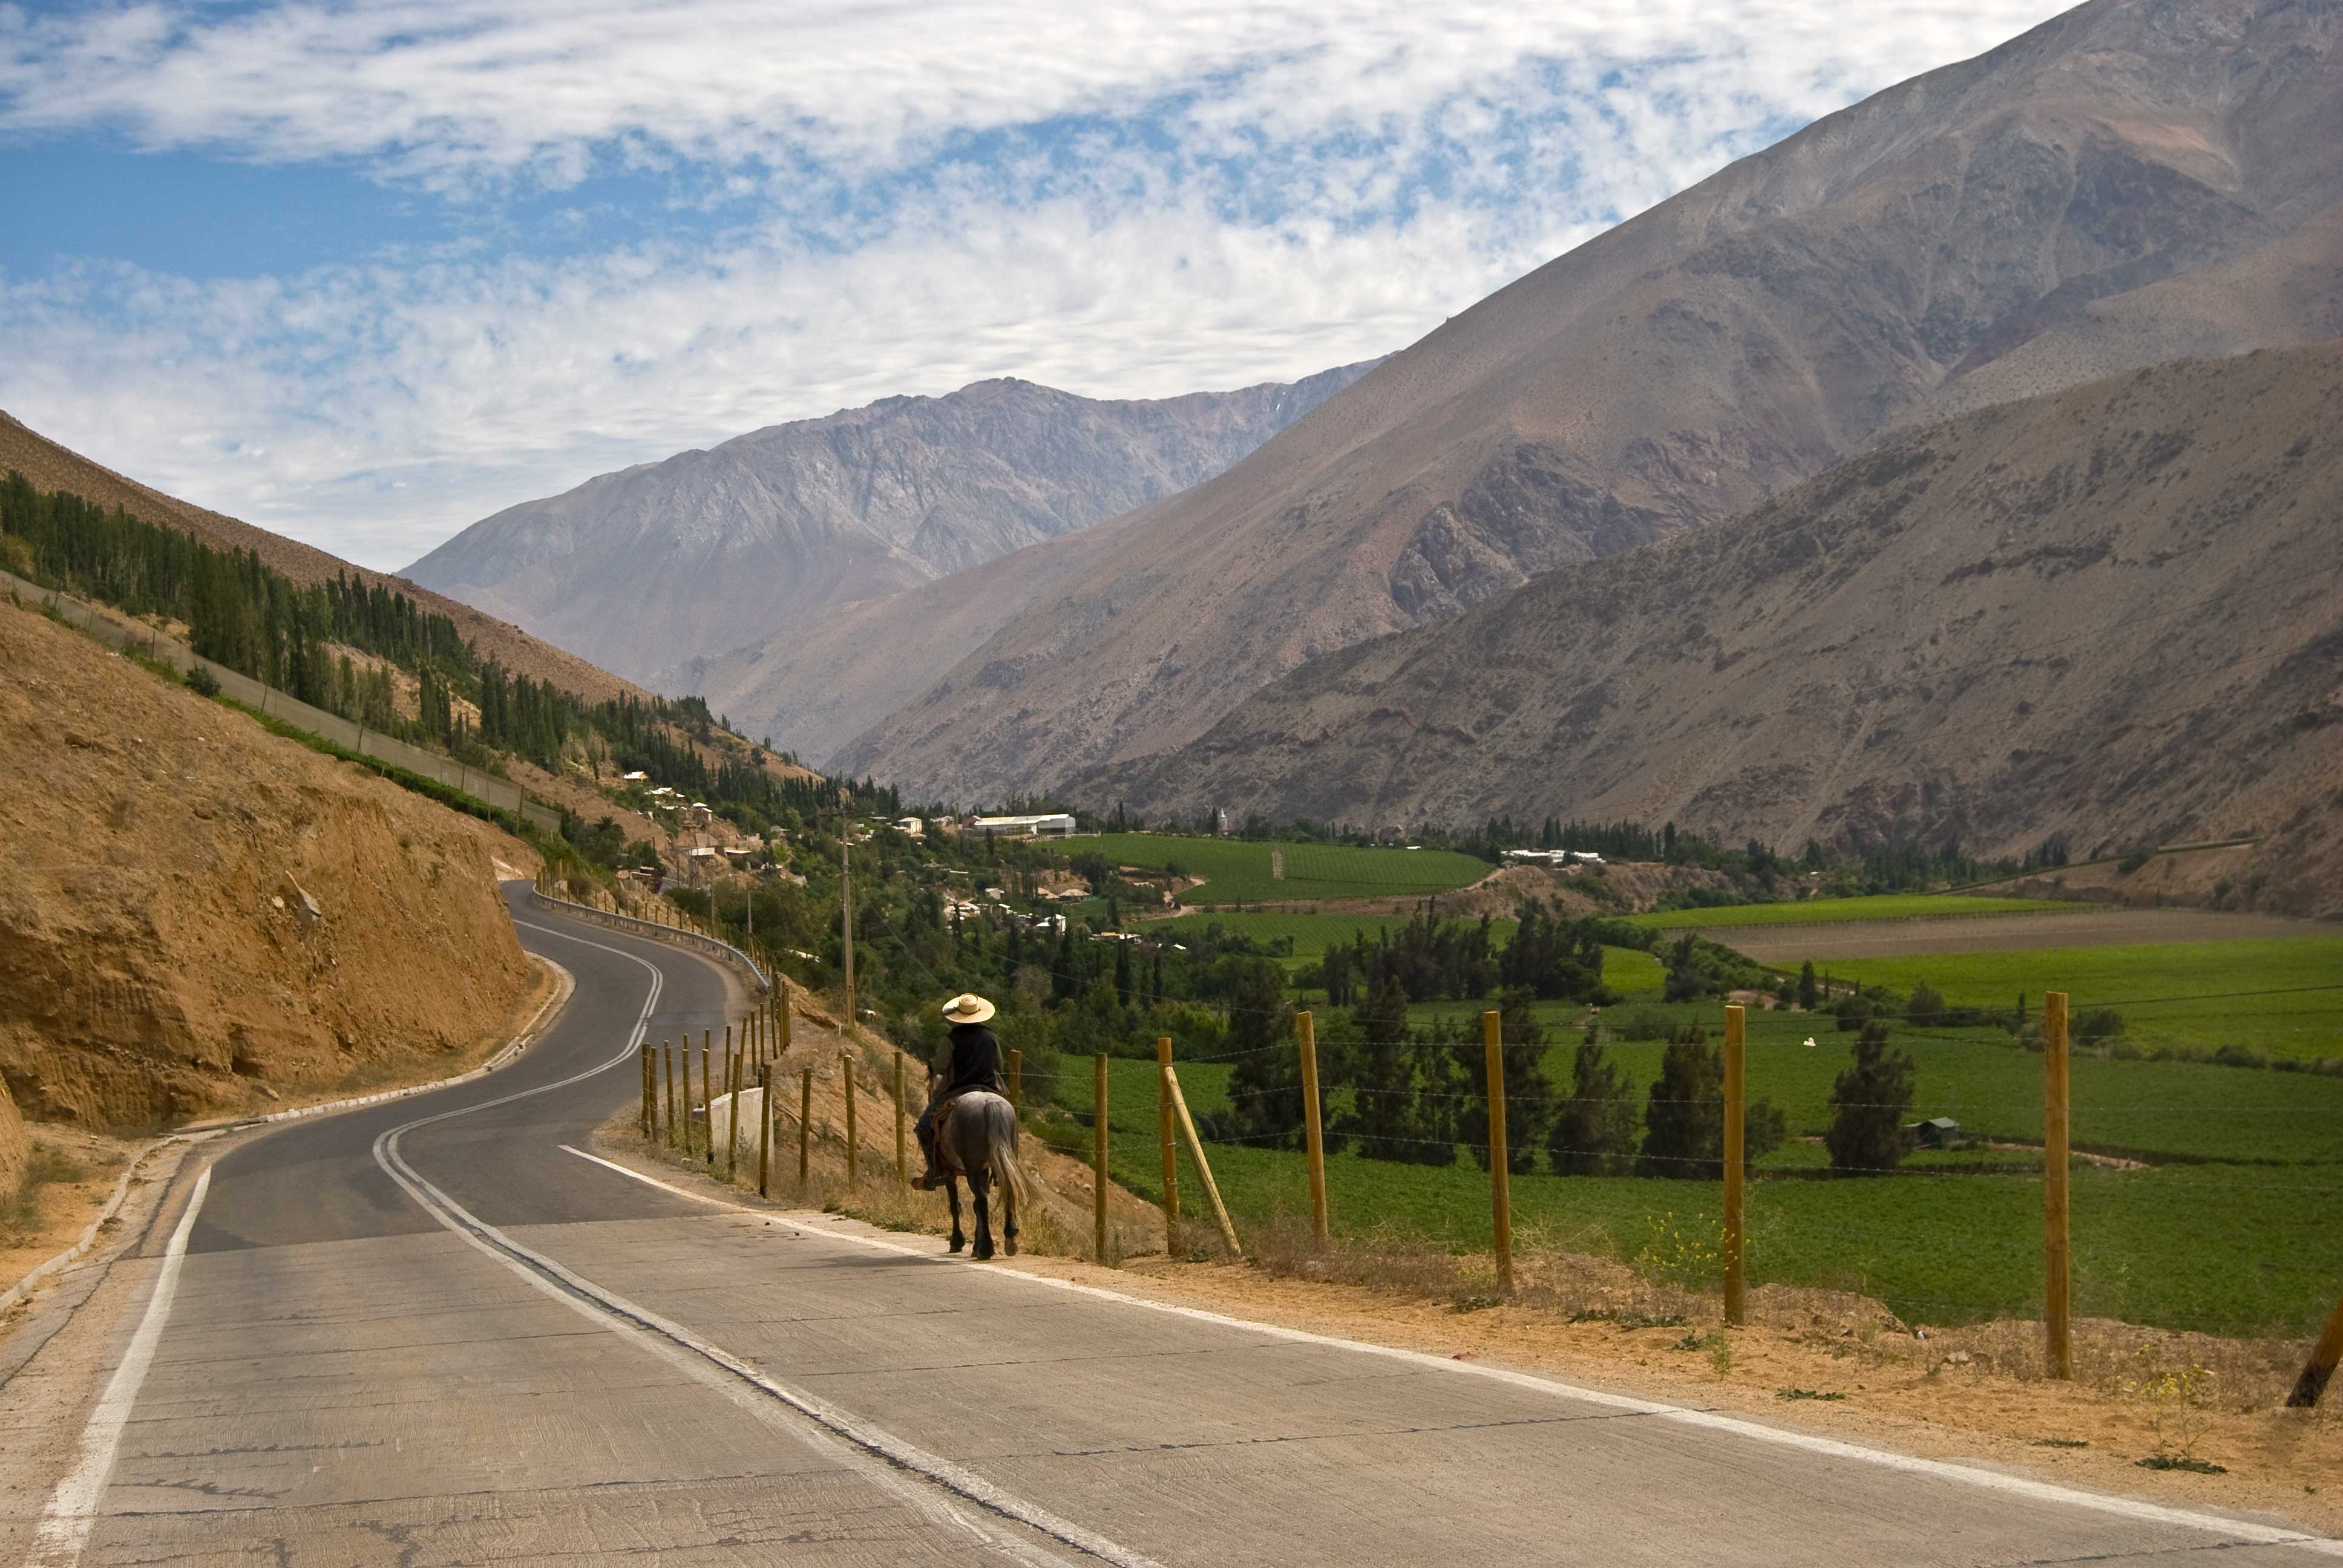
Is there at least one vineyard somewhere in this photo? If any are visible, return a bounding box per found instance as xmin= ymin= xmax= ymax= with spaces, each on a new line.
xmin=1805 ymin=936 xmax=2343 ymax=1059
xmin=1632 ymin=893 xmax=2080 ymax=929
xmin=1088 ymin=833 xmax=1491 ymax=905
xmin=1049 ymin=995 xmax=2343 ymax=1337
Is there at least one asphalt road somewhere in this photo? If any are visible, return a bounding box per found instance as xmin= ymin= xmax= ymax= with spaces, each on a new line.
xmin=12 ymin=888 xmax=2338 ymax=1566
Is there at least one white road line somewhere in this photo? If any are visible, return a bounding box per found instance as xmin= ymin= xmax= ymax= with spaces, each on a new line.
xmin=378 ymin=917 xmax=1132 ymax=1568
xmin=564 ymin=1147 xmax=2343 ymax=1560
xmin=28 ymin=1164 xmax=212 ymax=1568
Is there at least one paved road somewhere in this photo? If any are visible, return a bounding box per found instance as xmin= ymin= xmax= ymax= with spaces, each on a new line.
xmin=10 ymin=889 xmax=2337 ymax=1566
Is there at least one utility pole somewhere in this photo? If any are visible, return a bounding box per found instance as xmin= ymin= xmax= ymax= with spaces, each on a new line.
xmin=841 ymin=814 xmax=856 ymax=1032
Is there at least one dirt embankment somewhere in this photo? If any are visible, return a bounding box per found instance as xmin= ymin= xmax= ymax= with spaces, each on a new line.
xmin=1429 ymin=860 xmax=1740 ymax=920
xmin=0 ymin=1076 xmax=25 ymax=1195
xmin=1967 ymin=841 xmax=2342 ymax=922
xmin=1 ymin=596 xmax=540 ymax=1131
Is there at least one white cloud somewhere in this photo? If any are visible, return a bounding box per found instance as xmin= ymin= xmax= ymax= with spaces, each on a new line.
xmin=0 ymin=0 xmax=2073 ymax=569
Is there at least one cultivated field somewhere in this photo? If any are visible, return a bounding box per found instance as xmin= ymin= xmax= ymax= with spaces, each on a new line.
xmin=1092 ymin=834 xmax=1490 ymax=906
xmin=1705 ymin=907 xmax=2339 ymax=962
xmin=1159 ymin=909 xmax=1518 ymax=961
xmin=1802 ymin=936 xmax=2343 ymax=1060
xmin=1631 ymin=893 xmax=2076 ymax=929
xmin=1060 ymin=1036 xmax=2340 ymax=1338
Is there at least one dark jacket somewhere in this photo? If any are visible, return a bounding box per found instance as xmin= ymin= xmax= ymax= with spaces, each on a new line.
xmin=939 ymin=1022 xmax=1006 ymax=1097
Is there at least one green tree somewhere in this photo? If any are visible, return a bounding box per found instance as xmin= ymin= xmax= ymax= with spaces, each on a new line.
xmin=1823 ymin=1021 xmax=1916 ymax=1175
xmin=1334 ymin=975 xmax=1416 ymax=1160
xmin=1452 ymin=989 xmax=1553 ymax=1174
xmin=1796 ymin=961 xmax=1820 ymax=1011
xmin=1638 ymin=1025 xmax=1723 ymax=1178
xmin=1216 ymin=959 xmax=1300 ymax=1147
xmin=1548 ymin=1034 xmax=1638 ymax=1175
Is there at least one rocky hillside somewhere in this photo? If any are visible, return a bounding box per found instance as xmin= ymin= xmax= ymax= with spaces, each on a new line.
xmin=836 ymin=0 xmax=2343 ymax=802
xmin=1078 ymin=345 xmax=2343 ymax=917
xmin=0 ymin=411 xmax=646 ymax=709
xmin=404 ymin=365 xmax=1375 ymax=687
xmin=0 ymin=595 xmax=542 ymax=1129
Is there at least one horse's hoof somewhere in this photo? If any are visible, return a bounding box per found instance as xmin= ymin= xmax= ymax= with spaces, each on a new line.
xmin=947 ymin=1238 xmax=966 ymax=1254
xmin=1003 ymin=1238 xmax=1019 ymax=1256
xmin=972 ymin=1241 xmax=995 ymax=1261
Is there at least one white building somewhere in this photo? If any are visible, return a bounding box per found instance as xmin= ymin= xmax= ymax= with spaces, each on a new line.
xmin=1503 ymin=848 xmax=1607 ymax=867
xmin=893 ymin=816 xmax=926 ymax=837
xmin=973 ymin=812 xmax=1077 ymax=838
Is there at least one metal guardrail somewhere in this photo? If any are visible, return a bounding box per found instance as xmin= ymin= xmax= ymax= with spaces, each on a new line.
xmin=529 ymin=887 xmax=770 ymax=992
xmin=3 ymin=566 xmax=562 ymax=834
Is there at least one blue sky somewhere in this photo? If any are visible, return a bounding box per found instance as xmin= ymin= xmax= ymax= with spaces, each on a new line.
xmin=0 ymin=0 xmax=2071 ymax=569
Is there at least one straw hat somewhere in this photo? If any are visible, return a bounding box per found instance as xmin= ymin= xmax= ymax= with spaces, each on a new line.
xmin=940 ymin=993 xmax=996 ymax=1025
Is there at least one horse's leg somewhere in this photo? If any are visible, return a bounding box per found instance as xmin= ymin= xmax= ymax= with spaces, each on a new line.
xmin=970 ymin=1166 xmax=994 ymax=1261
xmin=944 ymin=1174 xmax=965 ymax=1253
xmin=1000 ymin=1140 xmax=1020 ymax=1257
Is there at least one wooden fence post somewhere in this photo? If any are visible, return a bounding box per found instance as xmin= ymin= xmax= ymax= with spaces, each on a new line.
xmin=1093 ymin=1054 xmax=1112 ymax=1265
xmin=781 ymin=992 xmax=793 ymax=1056
xmin=1297 ymin=1011 xmax=1329 ymax=1250
xmin=1156 ymin=1037 xmax=1179 ymax=1243
xmin=799 ymin=1067 xmax=813 ymax=1187
xmin=701 ymin=1031 xmax=714 ymax=1163
xmin=2287 ymin=1290 xmax=2343 ymax=1407
xmin=663 ymin=1040 xmax=677 ymax=1150
xmin=727 ymin=1048 xmax=743 ymax=1180
xmin=2045 ymin=990 xmax=2073 ymax=1379
xmin=758 ymin=1063 xmax=772 ymax=1199
xmin=843 ymin=1052 xmax=859 ymax=1187
xmin=1008 ymin=1048 xmax=1023 ymax=1114
xmin=640 ymin=1043 xmax=653 ymax=1138
xmin=1723 ymin=1002 xmax=1746 ymax=1327
xmin=1484 ymin=1010 xmax=1514 ymax=1297
xmin=1164 ymin=1065 xmax=1241 ymax=1258
xmin=894 ymin=1054 xmax=909 ymax=1192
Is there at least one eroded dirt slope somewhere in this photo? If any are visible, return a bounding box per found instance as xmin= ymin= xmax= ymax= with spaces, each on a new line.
xmin=1 ymin=596 xmax=538 ymax=1129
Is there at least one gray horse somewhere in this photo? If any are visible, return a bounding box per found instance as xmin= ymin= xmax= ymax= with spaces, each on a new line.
xmin=929 ymin=1079 xmax=1032 ymax=1260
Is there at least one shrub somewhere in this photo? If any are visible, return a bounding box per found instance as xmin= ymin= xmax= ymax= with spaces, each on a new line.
xmin=2072 ymin=1007 xmax=2126 ymax=1047
xmin=1907 ymin=981 xmax=1946 ymax=1030
xmin=1612 ymin=1006 xmax=1671 ymax=1041
xmin=185 ymin=663 xmax=221 ymax=697
xmin=1824 ymin=1021 xmax=1916 ymax=1175
xmin=2118 ymin=848 xmax=2156 ymax=874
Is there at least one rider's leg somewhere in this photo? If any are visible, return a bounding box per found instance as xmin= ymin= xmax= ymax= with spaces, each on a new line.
xmin=912 ymin=1097 xmax=946 ymax=1189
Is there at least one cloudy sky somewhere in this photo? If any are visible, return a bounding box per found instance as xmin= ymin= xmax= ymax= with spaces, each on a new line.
xmin=0 ymin=0 xmax=2071 ymax=569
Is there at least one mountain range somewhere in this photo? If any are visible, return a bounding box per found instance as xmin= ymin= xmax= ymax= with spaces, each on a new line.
xmin=402 ymin=365 xmax=1375 ymax=694
xmin=1076 ymin=343 xmax=2343 ymax=914
xmin=829 ymin=0 xmax=2342 ymax=801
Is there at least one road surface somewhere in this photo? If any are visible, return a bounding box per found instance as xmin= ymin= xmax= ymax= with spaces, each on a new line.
xmin=4 ymin=887 xmax=2335 ymax=1565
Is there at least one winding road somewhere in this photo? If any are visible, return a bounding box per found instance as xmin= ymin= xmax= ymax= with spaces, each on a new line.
xmin=5 ymin=887 xmax=2335 ymax=1565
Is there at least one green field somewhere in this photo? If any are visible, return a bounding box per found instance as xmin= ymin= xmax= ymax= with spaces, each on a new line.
xmin=1632 ymin=894 xmax=2078 ymax=929
xmin=1051 ymin=1050 xmax=2340 ymax=1336
xmin=1809 ymin=937 xmax=2343 ymax=1060
xmin=1089 ymin=834 xmax=1490 ymax=906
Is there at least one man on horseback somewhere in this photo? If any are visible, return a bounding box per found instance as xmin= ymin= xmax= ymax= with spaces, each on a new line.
xmin=913 ymin=992 xmax=1005 ymax=1190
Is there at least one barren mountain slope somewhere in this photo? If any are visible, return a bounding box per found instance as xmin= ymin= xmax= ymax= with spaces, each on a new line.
xmin=663 ymin=512 xmax=1139 ymax=764
xmin=0 ymin=413 xmax=646 ymax=707
xmin=404 ymin=365 xmax=1375 ymax=684
xmin=0 ymin=595 xmax=541 ymax=1130
xmin=1078 ymin=345 xmax=2343 ymax=917
xmin=838 ymin=0 xmax=2343 ymax=802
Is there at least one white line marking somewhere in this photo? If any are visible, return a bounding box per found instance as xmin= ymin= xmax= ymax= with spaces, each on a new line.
xmin=29 ymin=1164 xmax=212 ymax=1568
xmin=375 ymin=916 xmax=1126 ymax=1568
xmin=562 ymin=1148 xmax=2343 ymax=1559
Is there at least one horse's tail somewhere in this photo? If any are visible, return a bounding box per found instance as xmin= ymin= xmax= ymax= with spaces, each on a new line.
xmin=986 ymin=1101 xmax=1036 ymax=1214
